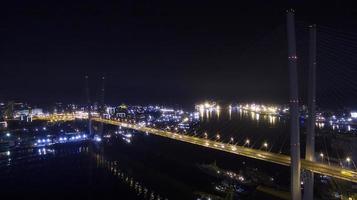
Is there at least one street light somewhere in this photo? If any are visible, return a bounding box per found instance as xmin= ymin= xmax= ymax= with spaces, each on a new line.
xmin=204 ymin=132 xmax=208 ymax=139
xmin=245 ymin=139 xmax=250 ymax=146
xmin=230 ymin=137 xmax=234 ymax=143
xmin=263 ymin=142 xmax=268 ymax=150
xmin=320 ymin=153 xmax=324 ymax=162
xmin=346 ymin=157 xmax=351 ymax=163
xmin=216 ymin=134 xmax=220 ymax=140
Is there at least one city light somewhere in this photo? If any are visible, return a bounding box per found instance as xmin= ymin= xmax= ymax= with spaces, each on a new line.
xmin=216 ymin=134 xmax=220 ymax=140
xmin=351 ymin=112 xmax=357 ymax=118
xmin=94 ymin=135 xmax=102 ymax=142
xmin=123 ymin=137 xmax=131 ymax=143
xmin=263 ymin=142 xmax=268 ymax=148
xmin=245 ymin=139 xmax=250 ymax=145
xmin=346 ymin=157 xmax=351 ymax=163
xmin=239 ymin=103 xmax=280 ymax=115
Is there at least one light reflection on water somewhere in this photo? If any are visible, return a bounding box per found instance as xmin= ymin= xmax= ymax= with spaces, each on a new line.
xmin=199 ymin=107 xmax=280 ymax=126
xmin=198 ymin=107 xmax=355 ymax=132
xmin=0 ymin=146 xmax=90 ymax=168
xmin=94 ymin=153 xmax=168 ymax=200
xmin=0 ymin=145 xmax=168 ymax=200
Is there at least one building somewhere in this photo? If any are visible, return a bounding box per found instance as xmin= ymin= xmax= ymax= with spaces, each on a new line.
xmin=0 ymin=121 xmax=7 ymax=129
xmin=13 ymin=108 xmax=44 ymax=119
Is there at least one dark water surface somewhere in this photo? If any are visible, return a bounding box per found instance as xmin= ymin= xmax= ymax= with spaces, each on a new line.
xmin=0 ymin=144 xmax=144 ymax=200
xmin=0 ymin=137 xmax=282 ymax=200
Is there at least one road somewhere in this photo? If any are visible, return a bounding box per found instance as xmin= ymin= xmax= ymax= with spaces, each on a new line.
xmin=93 ymin=118 xmax=357 ymax=183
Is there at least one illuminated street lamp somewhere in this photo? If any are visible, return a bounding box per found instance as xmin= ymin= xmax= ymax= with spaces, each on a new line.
xmin=204 ymin=132 xmax=208 ymax=139
xmin=319 ymin=153 xmax=324 ymax=162
xmin=230 ymin=137 xmax=234 ymax=143
xmin=263 ymin=142 xmax=268 ymax=150
xmin=216 ymin=134 xmax=220 ymax=140
xmin=346 ymin=157 xmax=351 ymax=163
xmin=245 ymin=139 xmax=250 ymax=146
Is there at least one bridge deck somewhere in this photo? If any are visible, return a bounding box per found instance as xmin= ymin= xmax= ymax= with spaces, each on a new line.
xmin=93 ymin=118 xmax=357 ymax=183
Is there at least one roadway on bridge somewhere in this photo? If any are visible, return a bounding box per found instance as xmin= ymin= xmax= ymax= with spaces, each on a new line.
xmin=93 ymin=118 xmax=357 ymax=183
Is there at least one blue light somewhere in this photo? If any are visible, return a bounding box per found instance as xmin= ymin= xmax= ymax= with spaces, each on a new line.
xmin=94 ymin=135 xmax=102 ymax=142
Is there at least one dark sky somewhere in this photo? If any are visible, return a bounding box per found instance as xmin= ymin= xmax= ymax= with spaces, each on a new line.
xmin=1 ymin=0 xmax=357 ymax=108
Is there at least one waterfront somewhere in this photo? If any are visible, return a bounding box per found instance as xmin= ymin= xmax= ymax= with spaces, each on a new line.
xmin=196 ymin=107 xmax=357 ymax=163
xmin=1 ymin=107 xmax=356 ymax=199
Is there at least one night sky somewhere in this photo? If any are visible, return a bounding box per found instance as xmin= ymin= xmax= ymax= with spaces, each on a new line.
xmin=1 ymin=1 xmax=357 ymax=108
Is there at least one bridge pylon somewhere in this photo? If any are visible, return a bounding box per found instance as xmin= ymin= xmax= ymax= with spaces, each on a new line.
xmin=304 ymin=24 xmax=317 ymax=200
xmin=286 ymin=9 xmax=301 ymax=200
